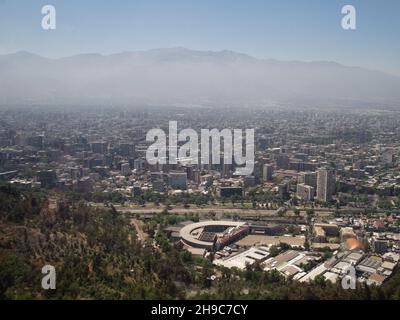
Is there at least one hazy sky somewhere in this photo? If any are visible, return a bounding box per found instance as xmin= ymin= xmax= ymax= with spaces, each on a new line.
xmin=0 ymin=0 xmax=399 ymax=75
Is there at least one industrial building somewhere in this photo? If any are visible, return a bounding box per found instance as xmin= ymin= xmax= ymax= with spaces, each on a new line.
xmin=214 ymin=246 xmax=270 ymax=270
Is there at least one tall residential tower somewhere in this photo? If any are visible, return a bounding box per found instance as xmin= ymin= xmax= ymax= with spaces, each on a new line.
xmin=316 ymin=169 xmax=335 ymax=202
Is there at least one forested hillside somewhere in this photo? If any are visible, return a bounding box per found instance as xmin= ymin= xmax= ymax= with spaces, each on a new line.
xmin=1 ymin=184 xmax=399 ymax=300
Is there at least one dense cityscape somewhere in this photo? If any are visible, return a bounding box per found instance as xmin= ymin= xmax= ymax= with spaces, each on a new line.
xmin=1 ymin=105 xmax=400 ymax=299
xmin=1 ymin=0 xmax=400 ymax=308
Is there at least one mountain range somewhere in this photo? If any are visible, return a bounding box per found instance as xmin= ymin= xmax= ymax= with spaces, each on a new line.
xmin=1 ymin=47 xmax=400 ymax=108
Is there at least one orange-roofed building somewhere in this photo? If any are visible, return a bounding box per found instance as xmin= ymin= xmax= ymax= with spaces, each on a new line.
xmin=345 ymin=238 xmax=364 ymax=251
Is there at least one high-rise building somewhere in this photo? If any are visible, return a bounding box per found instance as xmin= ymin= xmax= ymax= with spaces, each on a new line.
xmin=316 ymin=169 xmax=335 ymax=202
xmin=119 ymin=143 xmax=134 ymax=157
xmin=296 ymin=183 xmax=315 ymax=201
xmin=193 ymin=169 xmax=201 ymax=184
xmin=276 ymin=154 xmax=289 ymax=169
xmin=75 ymin=177 xmax=93 ymax=192
xmin=37 ymin=170 xmax=57 ymax=189
xmin=168 ymin=171 xmax=187 ymax=190
xmin=262 ymin=164 xmax=274 ymax=181
xmin=299 ymin=171 xmax=317 ymax=189
xmin=150 ymin=172 xmax=164 ymax=182
xmin=243 ymin=175 xmax=256 ymax=188
xmin=134 ymin=158 xmax=145 ymax=171
xmin=278 ymin=183 xmax=289 ymax=200
xmin=372 ymin=238 xmax=389 ymax=254
xmin=152 ymin=180 xmax=165 ymax=193
xmin=121 ymin=162 xmax=131 ymax=176
xmin=253 ymin=161 xmax=263 ymax=180
xmin=381 ymin=149 xmax=394 ymax=165
xmin=91 ymin=142 xmax=106 ymax=154
xmin=132 ymin=184 xmax=142 ymax=197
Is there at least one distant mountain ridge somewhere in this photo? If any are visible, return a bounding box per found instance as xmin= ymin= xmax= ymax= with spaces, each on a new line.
xmin=1 ymin=47 xmax=400 ymax=107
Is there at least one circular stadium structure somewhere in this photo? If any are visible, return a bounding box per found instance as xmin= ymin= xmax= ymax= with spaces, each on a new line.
xmin=179 ymin=220 xmax=249 ymax=251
